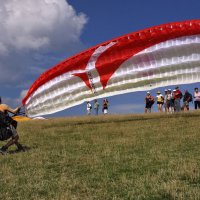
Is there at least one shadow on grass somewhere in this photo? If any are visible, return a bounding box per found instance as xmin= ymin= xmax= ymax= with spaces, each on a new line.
xmin=44 ymin=112 xmax=200 ymax=129
xmin=8 ymin=145 xmax=32 ymax=154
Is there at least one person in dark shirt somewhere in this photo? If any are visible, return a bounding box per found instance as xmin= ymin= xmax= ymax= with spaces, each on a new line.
xmin=144 ymin=92 xmax=154 ymax=113
xmin=183 ymin=90 xmax=192 ymax=111
xmin=102 ymin=99 xmax=109 ymax=114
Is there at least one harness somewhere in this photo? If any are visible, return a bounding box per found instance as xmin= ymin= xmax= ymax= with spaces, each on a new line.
xmin=0 ymin=112 xmax=18 ymax=141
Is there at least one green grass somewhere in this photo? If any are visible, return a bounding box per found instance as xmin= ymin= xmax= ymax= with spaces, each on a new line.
xmin=1 ymin=112 xmax=200 ymax=200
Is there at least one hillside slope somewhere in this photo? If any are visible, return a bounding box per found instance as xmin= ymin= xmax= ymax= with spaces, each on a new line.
xmin=1 ymin=112 xmax=200 ymax=200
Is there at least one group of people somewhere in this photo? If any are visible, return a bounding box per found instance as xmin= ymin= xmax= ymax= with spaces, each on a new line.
xmin=86 ymin=99 xmax=109 ymax=115
xmin=1 ymin=86 xmax=200 ymax=153
xmin=145 ymin=86 xmax=200 ymax=113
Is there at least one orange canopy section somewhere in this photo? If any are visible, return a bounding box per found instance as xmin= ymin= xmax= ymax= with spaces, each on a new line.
xmin=12 ymin=116 xmax=32 ymax=122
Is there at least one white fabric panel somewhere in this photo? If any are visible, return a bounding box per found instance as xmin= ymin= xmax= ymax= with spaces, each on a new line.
xmin=26 ymin=34 xmax=200 ymax=117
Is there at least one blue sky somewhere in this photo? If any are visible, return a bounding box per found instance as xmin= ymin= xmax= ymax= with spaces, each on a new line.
xmin=0 ymin=0 xmax=199 ymax=116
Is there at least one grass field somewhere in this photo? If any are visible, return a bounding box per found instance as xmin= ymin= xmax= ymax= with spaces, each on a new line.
xmin=0 ymin=112 xmax=200 ymax=200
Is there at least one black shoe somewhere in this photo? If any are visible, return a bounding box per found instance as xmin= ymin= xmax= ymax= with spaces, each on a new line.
xmin=17 ymin=144 xmax=25 ymax=152
xmin=0 ymin=146 xmax=8 ymax=154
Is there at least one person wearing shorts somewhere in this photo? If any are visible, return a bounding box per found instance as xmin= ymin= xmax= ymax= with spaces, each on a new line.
xmin=156 ymin=91 xmax=164 ymax=112
xmin=0 ymin=103 xmax=24 ymax=154
xmin=102 ymin=99 xmax=109 ymax=114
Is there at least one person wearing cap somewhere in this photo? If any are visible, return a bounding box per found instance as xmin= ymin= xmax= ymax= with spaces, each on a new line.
xmin=194 ymin=87 xmax=200 ymax=109
xmin=173 ymin=86 xmax=182 ymax=112
xmin=156 ymin=91 xmax=164 ymax=112
xmin=144 ymin=92 xmax=154 ymax=113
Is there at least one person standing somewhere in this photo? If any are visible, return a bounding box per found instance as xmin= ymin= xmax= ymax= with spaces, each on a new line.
xmin=102 ymin=99 xmax=109 ymax=114
xmin=166 ymin=89 xmax=173 ymax=113
xmin=164 ymin=89 xmax=168 ymax=112
xmin=156 ymin=91 xmax=164 ymax=112
xmin=183 ymin=90 xmax=192 ymax=111
xmin=171 ymin=90 xmax=176 ymax=112
xmin=144 ymin=92 xmax=154 ymax=113
xmin=194 ymin=87 xmax=200 ymax=110
xmin=86 ymin=101 xmax=92 ymax=115
xmin=173 ymin=86 xmax=182 ymax=112
xmin=94 ymin=99 xmax=100 ymax=115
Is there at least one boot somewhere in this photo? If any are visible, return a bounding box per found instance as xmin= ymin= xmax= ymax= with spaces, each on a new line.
xmin=16 ymin=143 xmax=25 ymax=152
xmin=0 ymin=146 xmax=8 ymax=154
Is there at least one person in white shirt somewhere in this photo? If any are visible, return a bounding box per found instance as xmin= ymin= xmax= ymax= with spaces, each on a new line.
xmin=194 ymin=87 xmax=200 ymax=109
xmin=86 ymin=101 xmax=92 ymax=115
xmin=164 ymin=89 xmax=168 ymax=112
xmin=166 ymin=89 xmax=173 ymax=113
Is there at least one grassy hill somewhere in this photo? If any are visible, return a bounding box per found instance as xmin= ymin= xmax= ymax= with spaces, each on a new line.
xmin=1 ymin=112 xmax=200 ymax=200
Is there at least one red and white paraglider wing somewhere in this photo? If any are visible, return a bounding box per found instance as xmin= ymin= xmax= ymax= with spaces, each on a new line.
xmin=23 ymin=20 xmax=200 ymax=117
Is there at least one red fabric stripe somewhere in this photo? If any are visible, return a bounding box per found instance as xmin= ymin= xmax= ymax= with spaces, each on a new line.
xmin=23 ymin=19 xmax=200 ymax=105
xmin=96 ymin=21 xmax=200 ymax=89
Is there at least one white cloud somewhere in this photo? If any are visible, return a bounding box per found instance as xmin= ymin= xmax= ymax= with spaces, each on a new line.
xmin=0 ymin=0 xmax=87 ymax=53
xmin=0 ymin=0 xmax=88 ymax=90
xmin=1 ymin=89 xmax=28 ymax=107
xmin=0 ymin=42 xmax=8 ymax=55
xmin=20 ymin=90 xmax=28 ymax=100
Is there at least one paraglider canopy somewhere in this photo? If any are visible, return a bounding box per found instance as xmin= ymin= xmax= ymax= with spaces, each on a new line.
xmin=23 ymin=19 xmax=200 ymax=117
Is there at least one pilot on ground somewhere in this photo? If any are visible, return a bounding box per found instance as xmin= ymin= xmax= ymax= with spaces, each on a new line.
xmin=0 ymin=102 xmax=24 ymax=154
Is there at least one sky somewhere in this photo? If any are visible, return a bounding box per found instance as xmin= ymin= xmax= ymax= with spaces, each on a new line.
xmin=0 ymin=0 xmax=199 ymax=117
